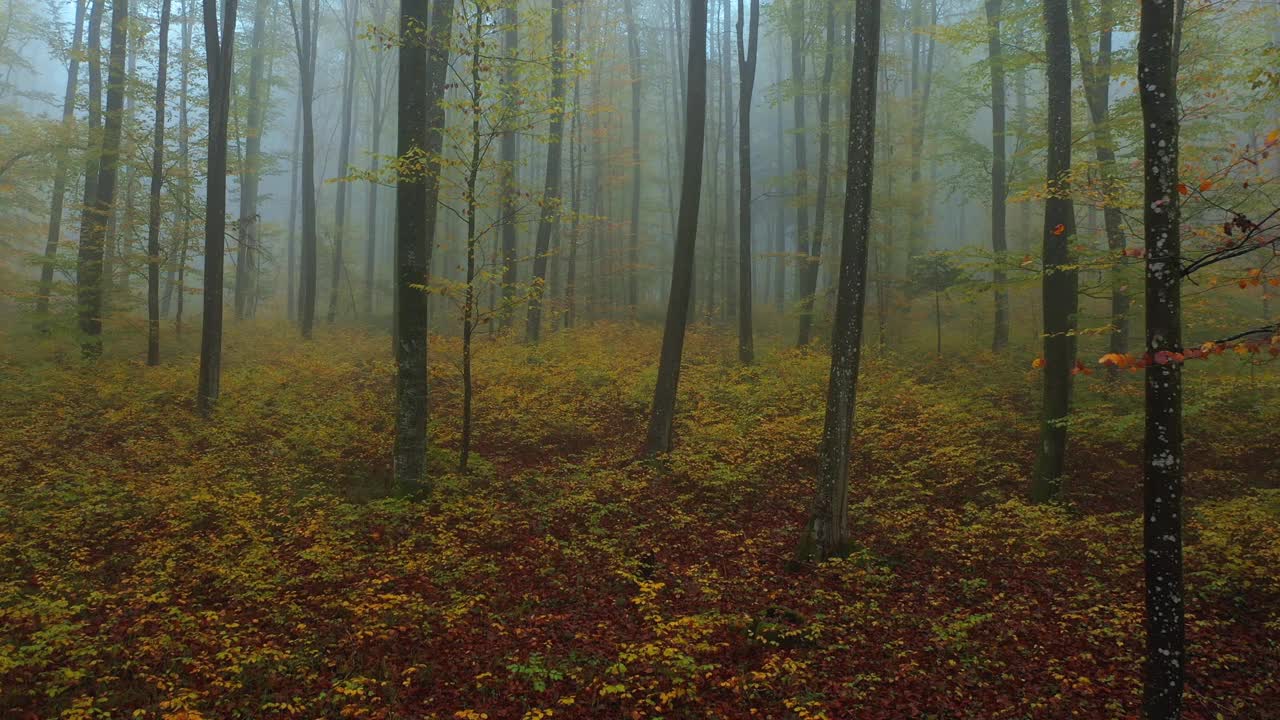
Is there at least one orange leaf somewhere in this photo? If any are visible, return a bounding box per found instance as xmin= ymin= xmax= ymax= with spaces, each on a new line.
xmin=1199 ymin=179 xmax=1213 ymax=192
xmin=1031 ymin=357 xmax=1044 ymax=369
xmin=1052 ymin=223 xmax=1066 ymax=236
xmin=1268 ymin=129 xmax=1280 ymax=145
xmin=1177 ymin=183 xmax=1189 ymax=196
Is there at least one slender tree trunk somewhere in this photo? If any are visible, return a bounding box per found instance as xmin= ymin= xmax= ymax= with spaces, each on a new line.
xmin=986 ymin=0 xmax=1010 ymax=351
xmin=234 ymin=0 xmax=269 ymax=321
xmin=290 ymin=0 xmax=319 ymax=338
xmin=73 ymin=0 xmax=104 ymax=348
xmin=1030 ymin=0 xmax=1077 ymax=501
xmin=499 ymin=4 xmax=519 ymax=330
xmin=1139 ymin=0 xmax=1183 ymax=714
xmin=36 ymin=0 xmax=87 ymax=318
xmin=328 ymin=1 xmax=358 ymax=324
xmin=1070 ymin=0 xmax=1129 ymax=377
xmin=287 ymin=95 xmax=300 ymax=321
xmin=171 ymin=2 xmax=192 ymax=333
xmin=76 ymin=0 xmax=128 ymax=359
xmin=197 ymin=0 xmax=238 ymax=413
xmin=790 ymin=0 xmax=811 ymax=342
xmin=624 ymin=0 xmax=642 ymax=313
xmin=460 ymin=7 xmax=483 ymax=472
xmin=146 ymin=0 xmax=173 ymax=365
xmin=566 ymin=2 xmax=583 ymax=329
xmin=721 ymin=0 xmax=736 ymax=322
xmin=363 ymin=2 xmax=389 ymax=318
xmin=526 ymin=0 xmax=567 ymax=343
xmin=645 ymin=0 xmax=708 ymax=454
xmin=736 ymin=0 xmax=758 ymax=363
xmin=797 ymin=0 xmax=835 ymax=347
xmin=774 ymin=78 xmax=785 ymax=313
xmin=798 ymin=0 xmax=881 ymax=563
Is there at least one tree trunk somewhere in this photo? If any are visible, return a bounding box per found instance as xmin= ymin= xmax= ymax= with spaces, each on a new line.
xmin=169 ymin=2 xmax=193 ymax=332
xmin=363 ymin=1 xmax=389 ymax=318
xmin=645 ymin=0 xmax=708 ymax=454
xmin=1139 ymin=0 xmax=1183 ymax=714
xmin=790 ymin=0 xmax=811 ymax=344
xmin=76 ymin=0 xmax=128 ymax=359
xmin=566 ymin=2 xmax=583 ymax=329
xmin=234 ymin=0 xmax=269 ymax=321
xmin=146 ymin=0 xmax=172 ymax=365
xmin=986 ymin=0 xmax=1010 ymax=351
xmin=736 ymin=0 xmax=758 ymax=363
xmin=197 ymin=0 xmax=238 ymax=413
xmin=73 ymin=0 xmax=104 ymax=349
xmin=290 ymin=0 xmax=318 ymax=339
xmin=327 ymin=2 xmax=358 ymax=325
xmin=36 ymin=0 xmax=87 ymax=318
xmin=624 ymin=0 xmax=642 ymax=313
xmin=798 ymin=0 xmax=881 ymax=563
xmin=1030 ymin=0 xmax=1077 ymax=501
xmin=460 ymin=6 xmax=483 ymax=472
xmin=499 ymin=4 xmax=519 ymax=330
xmin=287 ymin=95 xmax=300 ymax=322
xmin=797 ymin=0 xmax=835 ymax=347
xmin=721 ymin=0 xmax=736 ymax=322
xmin=526 ymin=0 xmax=567 ymax=343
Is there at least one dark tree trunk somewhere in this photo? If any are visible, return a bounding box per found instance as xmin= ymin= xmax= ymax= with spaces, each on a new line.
xmin=36 ymin=0 xmax=87 ymax=318
xmin=798 ymin=0 xmax=881 ymax=563
xmin=460 ymin=6 xmax=484 ymax=472
xmin=736 ymin=0 xmax=758 ymax=363
xmin=233 ymin=0 xmax=268 ymax=321
xmin=645 ymin=0 xmax=708 ymax=454
xmin=721 ymin=0 xmax=736 ymax=322
xmin=287 ymin=96 xmax=300 ymax=322
xmin=790 ymin=0 xmax=811 ymax=344
xmin=986 ymin=0 xmax=1010 ymax=351
xmin=290 ymin=0 xmax=319 ymax=339
xmin=624 ymin=0 xmax=642 ymax=312
xmin=499 ymin=4 xmax=519 ymax=330
xmin=327 ymin=0 xmax=358 ymax=325
xmin=1030 ymin=0 xmax=1077 ymax=501
xmin=167 ymin=3 xmax=193 ymax=332
xmin=146 ymin=0 xmax=173 ymax=365
xmin=526 ymin=0 xmax=567 ymax=344
xmin=197 ymin=0 xmax=238 ymax=413
xmin=76 ymin=0 xmax=127 ymax=359
xmin=797 ymin=0 xmax=835 ymax=347
xmin=1139 ymin=0 xmax=1184 ymax=714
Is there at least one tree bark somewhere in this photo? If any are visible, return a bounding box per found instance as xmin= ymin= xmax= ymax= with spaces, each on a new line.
xmin=986 ymin=0 xmax=1010 ymax=351
xmin=645 ymin=0 xmax=708 ymax=454
xmin=146 ymin=0 xmax=173 ymax=365
xmin=327 ymin=0 xmax=358 ymax=325
xmin=1030 ymin=0 xmax=1077 ymax=501
xmin=72 ymin=0 xmax=104 ymax=349
xmin=789 ymin=0 xmax=811 ymax=343
xmin=736 ymin=0 xmax=758 ymax=363
xmin=526 ymin=0 xmax=567 ymax=343
xmin=76 ymin=0 xmax=128 ymax=359
xmin=289 ymin=0 xmax=319 ymax=339
xmin=197 ymin=0 xmax=238 ymax=413
xmin=798 ymin=0 xmax=881 ymax=562
xmin=499 ymin=3 xmax=519 ymax=330
xmin=1139 ymin=0 xmax=1184 ymax=714
xmin=797 ymin=0 xmax=835 ymax=347
xmin=234 ymin=0 xmax=269 ymax=321
xmin=36 ymin=0 xmax=87 ymax=318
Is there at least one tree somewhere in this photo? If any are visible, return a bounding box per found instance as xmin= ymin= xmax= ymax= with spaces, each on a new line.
xmin=735 ymin=0 xmax=758 ymax=364
xmin=35 ymin=0 xmax=87 ymax=319
xmin=362 ymin=0 xmax=396 ymax=318
xmin=908 ymin=252 xmax=966 ymax=358
xmin=797 ymin=0 xmax=881 ymax=563
xmin=645 ymin=0 xmax=708 ymax=454
xmin=76 ymin=0 xmax=128 ymax=359
xmin=789 ymin=0 xmax=811 ymax=345
xmin=623 ymin=0 xmax=642 ymax=312
xmin=327 ymin=0 xmax=359 ymax=325
xmin=1029 ymin=0 xmax=1077 ymax=503
xmin=985 ymin=0 xmax=1010 ymax=351
xmin=498 ymin=1 xmax=519 ymax=330
xmin=1138 ymin=0 xmax=1184 ymax=714
xmin=796 ymin=0 xmax=836 ymax=348
xmin=197 ymin=0 xmax=239 ymax=414
xmin=289 ymin=0 xmax=319 ymax=339
xmin=525 ymin=0 xmax=567 ymax=344
xmin=233 ymin=0 xmax=270 ymax=321
xmin=146 ymin=0 xmax=173 ymax=366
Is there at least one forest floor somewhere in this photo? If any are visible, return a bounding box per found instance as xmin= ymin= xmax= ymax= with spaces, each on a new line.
xmin=1 ymin=322 xmax=1278 ymax=720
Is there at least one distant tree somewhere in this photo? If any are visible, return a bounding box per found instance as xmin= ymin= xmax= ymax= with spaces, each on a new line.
xmin=623 ymin=0 xmax=642 ymax=312
xmin=35 ymin=0 xmax=87 ymax=319
xmin=233 ymin=0 xmax=270 ymax=322
xmin=796 ymin=0 xmax=836 ymax=349
xmin=645 ymin=0 xmax=709 ymax=454
xmin=789 ymin=0 xmax=811 ymax=347
xmin=1138 ymin=0 xmax=1184 ymax=714
xmin=327 ymin=0 xmax=359 ymax=325
xmin=197 ymin=0 xmax=238 ymax=414
xmin=797 ymin=0 xmax=881 ymax=563
xmin=499 ymin=0 xmax=519 ymax=330
xmin=288 ymin=0 xmax=319 ymax=339
xmin=985 ymin=0 xmax=1010 ymax=351
xmin=908 ymin=252 xmax=966 ymax=357
xmin=76 ymin=0 xmax=128 ymax=359
xmin=145 ymin=0 xmax=173 ymax=366
xmin=735 ymin=0 xmax=759 ymax=364
xmin=1029 ymin=0 xmax=1077 ymax=502
xmin=525 ymin=0 xmax=567 ymax=344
